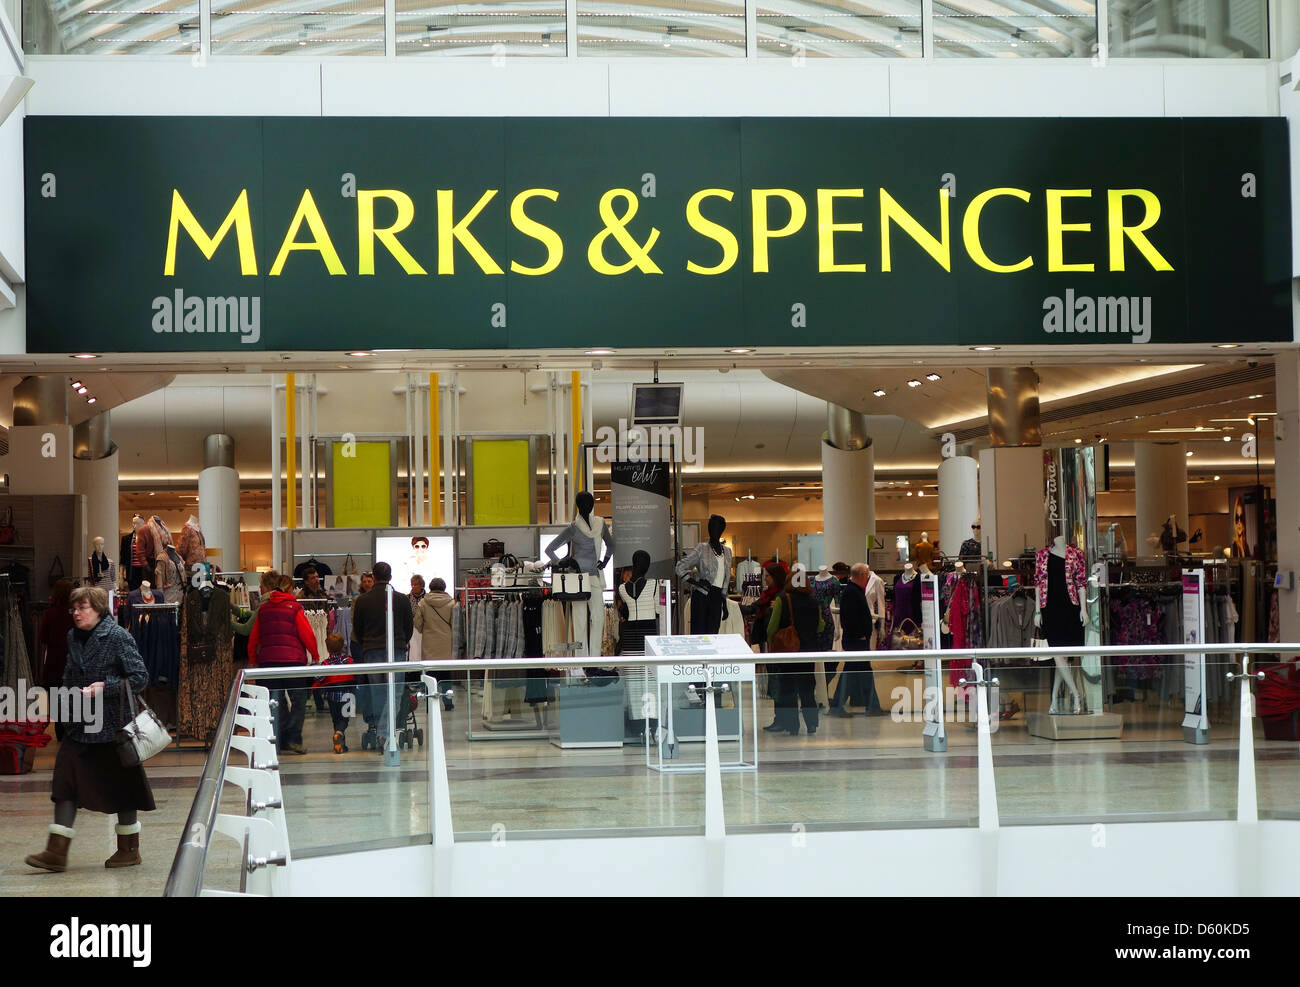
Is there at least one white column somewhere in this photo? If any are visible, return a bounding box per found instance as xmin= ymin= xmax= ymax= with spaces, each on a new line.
xmin=1134 ymin=442 xmax=1189 ymax=555
xmin=1274 ymin=350 xmax=1300 ymax=642
xmin=938 ymin=455 xmax=980 ymax=556
xmin=821 ymin=439 xmax=874 ymax=564
xmin=978 ymin=446 xmax=1044 ymax=562
xmin=73 ymin=448 xmax=119 ymax=558
xmin=199 ymin=466 xmax=240 ymax=572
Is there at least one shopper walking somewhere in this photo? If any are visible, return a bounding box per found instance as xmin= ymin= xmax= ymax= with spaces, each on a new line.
xmin=248 ymin=572 xmax=320 ymax=755
xmin=764 ymin=575 xmax=824 ymax=736
xmin=413 ymin=576 xmax=456 ymax=710
xmin=351 ymin=562 xmax=414 ymax=750
xmin=25 ymin=587 xmax=155 ymax=873
xmin=829 ymin=563 xmax=886 ymax=716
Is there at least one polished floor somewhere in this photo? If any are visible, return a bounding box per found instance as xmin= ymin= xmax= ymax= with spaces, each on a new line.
xmin=3 ymin=673 xmax=1297 ymax=897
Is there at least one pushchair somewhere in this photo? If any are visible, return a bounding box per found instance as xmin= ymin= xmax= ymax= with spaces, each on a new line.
xmin=396 ymin=683 xmax=425 ymax=750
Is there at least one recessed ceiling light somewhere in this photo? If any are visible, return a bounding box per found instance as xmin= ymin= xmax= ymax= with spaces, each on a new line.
xmin=917 ymin=491 xmax=924 ymax=497
xmin=75 ymin=386 xmax=87 ymax=394
xmin=726 ymin=348 xmax=756 ymax=355
xmin=971 ymin=345 xmax=999 ymax=352
xmin=1186 ymin=451 xmax=1193 ymax=457
xmin=906 ymin=491 xmax=913 ymax=496
xmin=72 ymin=353 xmax=99 ymax=360
xmin=1074 ymin=438 xmax=1082 ymax=444
xmin=873 ymin=389 xmax=887 ymax=397
xmin=1214 ymin=475 xmax=1221 ymax=481
xmin=71 ymin=380 xmax=82 ymax=389
xmin=346 ymin=350 xmax=373 ymax=357
xmin=925 ymin=373 xmax=941 ymax=382
xmin=585 ymin=348 xmax=616 ymax=356
xmin=906 ymin=379 xmax=922 ymax=388
xmin=86 ymin=397 xmax=96 ymax=404
xmin=1214 ymin=344 xmax=1240 ymax=349
xmin=1223 ymin=435 xmax=1232 ymax=442
xmin=1248 ymin=394 xmax=1264 ymax=399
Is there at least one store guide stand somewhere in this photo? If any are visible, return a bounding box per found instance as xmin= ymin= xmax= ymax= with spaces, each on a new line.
xmin=644 ymin=633 xmax=758 ymax=775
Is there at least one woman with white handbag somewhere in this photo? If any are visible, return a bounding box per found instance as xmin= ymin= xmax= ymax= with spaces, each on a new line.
xmin=25 ymin=586 xmax=156 ymax=873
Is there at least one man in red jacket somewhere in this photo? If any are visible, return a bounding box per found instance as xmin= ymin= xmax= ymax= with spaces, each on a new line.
xmin=248 ymin=573 xmax=320 ymax=755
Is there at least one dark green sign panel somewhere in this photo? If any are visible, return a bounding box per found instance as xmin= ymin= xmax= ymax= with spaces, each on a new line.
xmin=22 ymin=116 xmax=1292 ymax=353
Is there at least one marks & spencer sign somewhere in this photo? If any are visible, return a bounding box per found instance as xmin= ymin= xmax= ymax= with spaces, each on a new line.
xmin=23 ymin=116 xmax=1291 ymax=352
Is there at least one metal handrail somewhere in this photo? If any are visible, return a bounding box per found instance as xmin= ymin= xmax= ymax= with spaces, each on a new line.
xmin=165 ymin=641 xmax=1296 ymax=895
xmin=237 ymin=642 xmax=1299 ymax=679
xmin=163 ymin=667 xmax=247 ymax=898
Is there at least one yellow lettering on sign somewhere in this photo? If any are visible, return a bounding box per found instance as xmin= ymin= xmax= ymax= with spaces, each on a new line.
xmin=751 ymin=189 xmax=806 ymax=274
xmin=438 ymin=189 xmax=504 ymax=275
xmin=816 ymin=188 xmax=866 ymax=273
xmin=879 ymin=189 xmax=950 ymax=272
xmin=270 ymin=189 xmax=346 ymax=276
xmin=164 ymin=189 xmax=258 ymax=275
xmin=1046 ymin=189 xmax=1094 ymax=273
xmin=510 ymin=189 xmax=563 ymax=276
xmin=685 ymin=189 xmax=738 ymax=275
xmin=962 ymin=188 xmax=1033 ymax=273
xmin=358 ymin=190 xmax=427 ymax=275
xmin=1107 ymin=189 xmax=1173 ymax=272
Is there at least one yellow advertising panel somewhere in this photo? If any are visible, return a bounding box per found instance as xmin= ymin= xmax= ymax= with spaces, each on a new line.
xmin=472 ymin=440 xmax=531 ymax=525
xmin=332 ymin=441 xmax=391 ymax=528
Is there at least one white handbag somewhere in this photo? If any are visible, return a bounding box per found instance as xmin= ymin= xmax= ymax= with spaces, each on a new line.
xmin=115 ymin=675 xmax=171 ymax=767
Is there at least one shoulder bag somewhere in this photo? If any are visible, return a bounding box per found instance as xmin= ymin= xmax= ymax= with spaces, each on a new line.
xmin=770 ymin=594 xmax=801 ymax=653
xmin=115 ymin=661 xmax=171 ymax=767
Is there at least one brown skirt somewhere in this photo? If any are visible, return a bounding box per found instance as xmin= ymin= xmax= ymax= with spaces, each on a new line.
xmin=51 ymin=738 xmax=156 ymax=814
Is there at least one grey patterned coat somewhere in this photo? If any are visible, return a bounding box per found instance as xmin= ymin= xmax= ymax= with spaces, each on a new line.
xmin=62 ymin=616 xmax=149 ymax=744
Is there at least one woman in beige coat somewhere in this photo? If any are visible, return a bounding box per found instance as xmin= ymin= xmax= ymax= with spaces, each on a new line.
xmin=413 ymin=578 xmax=456 ymax=710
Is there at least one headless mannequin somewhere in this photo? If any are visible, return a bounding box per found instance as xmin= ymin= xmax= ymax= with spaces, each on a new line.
xmin=619 ymin=550 xmax=661 ymax=740
xmin=1035 ymin=534 xmax=1086 ymax=714
xmin=675 ymin=514 xmax=731 ymax=635
xmin=545 ymin=491 xmax=613 ymax=659
xmin=814 ymin=565 xmax=834 ymax=582
xmin=128 ymin=516 xmax=148 ymax=589
xmin=901 ymin=562 xmax=916 ymax=583
xmin=140 ymin=581 xmax=154 ymax=603
xmin=915 ymin=530 xmax=934 ymax=574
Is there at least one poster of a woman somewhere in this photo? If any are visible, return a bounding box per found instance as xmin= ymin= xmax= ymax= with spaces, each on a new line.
xmin=1231 ymin=493 xmax=1254 ymax=559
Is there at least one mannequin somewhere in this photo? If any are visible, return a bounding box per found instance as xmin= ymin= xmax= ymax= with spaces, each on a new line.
xmin=900 ymin=562 xmax=917 ymax=582
xmin=617 ymin=550 xmax=662 ymax=741
xmin=178 ymin=515 xmax=206 ymax=567
xmin=126 ymin=515 xmax=152 ymax=590
xmin=814 ymin=564 xmax=834 ymax=583
xmin=675 ymin=514 xmax=733 ymax=634
xmin=546 ymin=491 xmax=614 ymax=658
xmin=1034 ymin=534 xmax=1088 ymax=714
xmin=914 ymin=531 xmax=935 ymax=571
xmin=915 ymin=533 xmax=935 ymax=579
xmin=88 ymin=535 xmax=115 ymax=592
xmin=892 ymin=562 xmax=924 ymax=644
xmin=959 ymin=523 xmax=982 ymax=560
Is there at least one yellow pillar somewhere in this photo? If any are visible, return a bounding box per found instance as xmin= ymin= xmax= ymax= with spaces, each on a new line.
xmin=285 ymin=373 xmax=296 ymax=531
xmin=429 ymin=373 xmax=441 ymax=526
xmin=570 ymin=370 xmax=582 ymax=494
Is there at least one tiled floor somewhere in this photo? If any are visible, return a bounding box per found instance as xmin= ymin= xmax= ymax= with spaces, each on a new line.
xmin=3 ymin=681 xmax=1297 ymax=897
